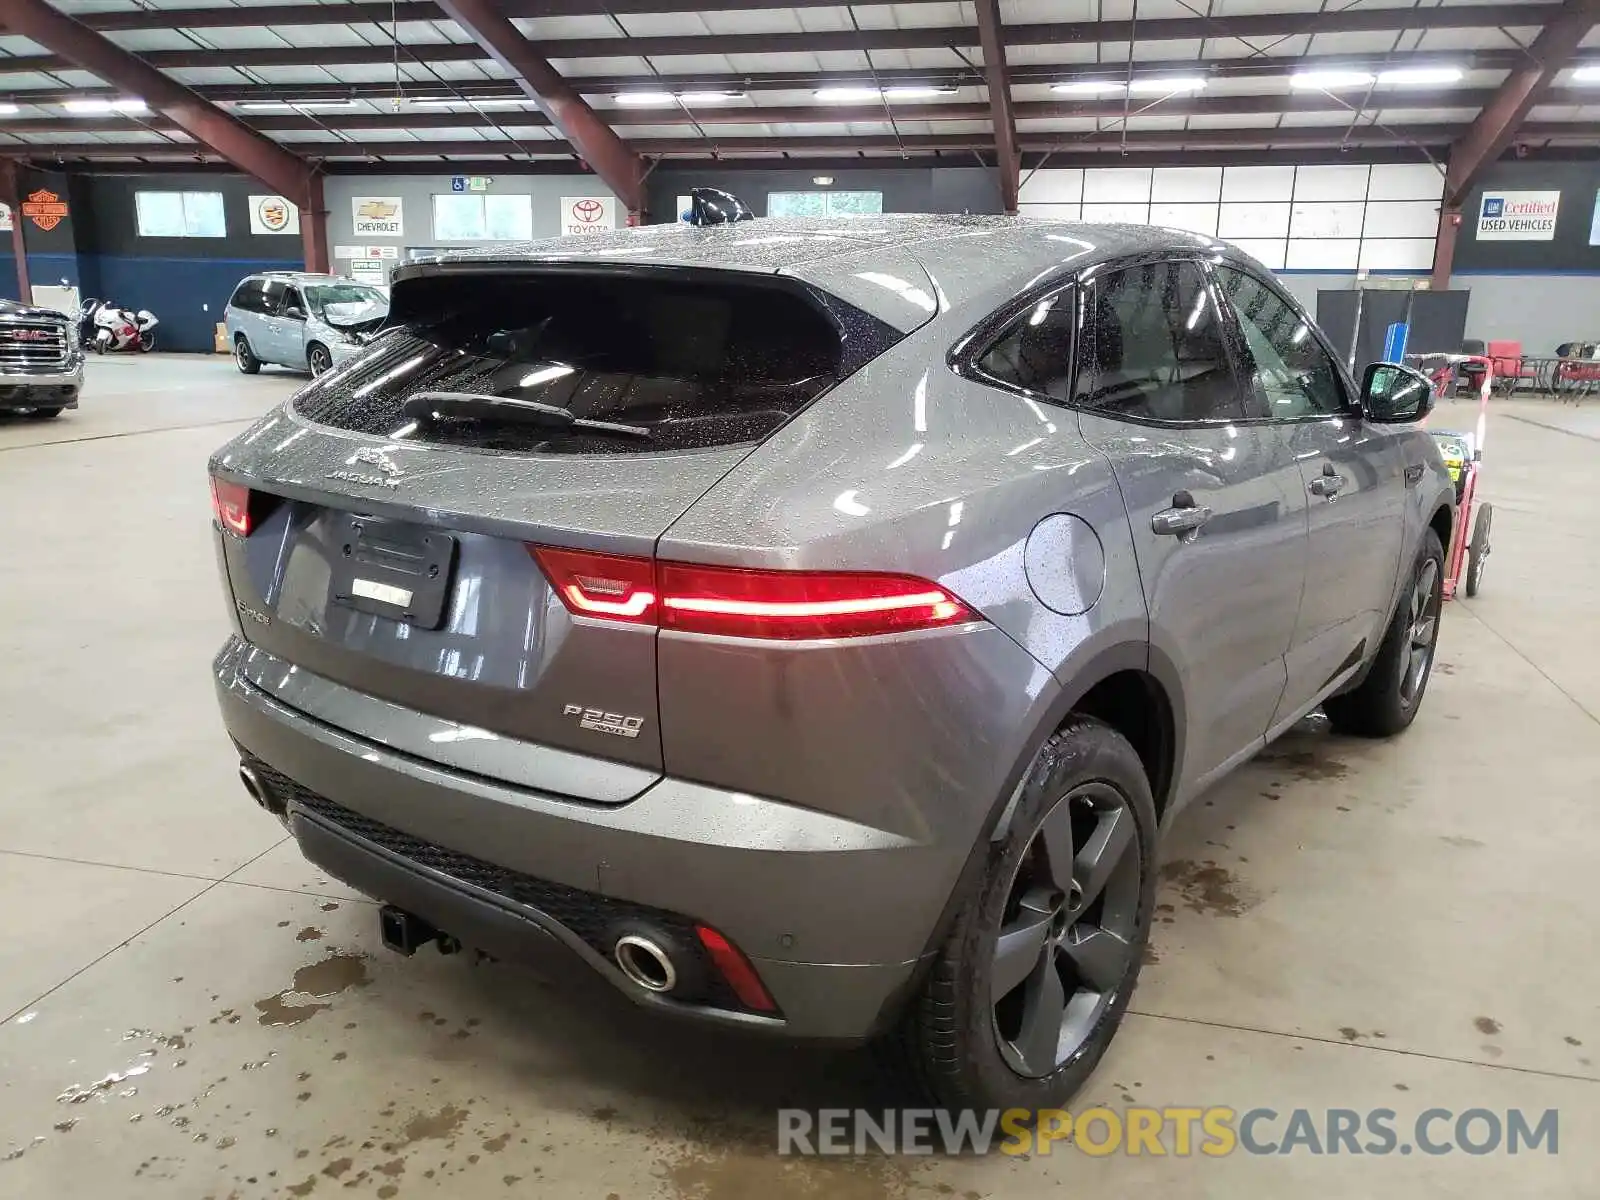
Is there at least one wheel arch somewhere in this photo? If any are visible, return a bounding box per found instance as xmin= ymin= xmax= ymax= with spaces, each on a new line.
xmin=1428 ymin=502 xmax=1453 ymax=559
xmin=903 ymin=638 xmax=1184 ymax=987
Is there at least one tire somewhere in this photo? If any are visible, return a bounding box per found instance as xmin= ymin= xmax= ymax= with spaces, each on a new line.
xmin=234 ymin=335 xmax=260 ymax=375
xmin=1465 ymin=504 xmax=1492 ymax=598
xmin=885 ymin=716 xmax=1157 ymax=1112
xmin=138 ymin=331 xmax=156 ymax=352
xmin=1324 ymin=528 xmax=1445 ymax=738
xmin=307 ymin=342 xmax=332 ymax=377
xmin=31 ymin=407 xmax=62 ymax=419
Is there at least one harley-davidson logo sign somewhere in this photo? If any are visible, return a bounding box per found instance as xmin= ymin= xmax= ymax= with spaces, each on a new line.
xmin=21 ymin=189 xmax=68 ymax=232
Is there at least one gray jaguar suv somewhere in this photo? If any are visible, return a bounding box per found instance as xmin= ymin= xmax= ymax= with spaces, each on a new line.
xmin=210 ymin=215 xmax=1452 ymax=1110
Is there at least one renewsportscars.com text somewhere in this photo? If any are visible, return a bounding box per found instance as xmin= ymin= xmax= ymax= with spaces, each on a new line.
xmin=778 ymin=1106 xmax=1559 ymax=1157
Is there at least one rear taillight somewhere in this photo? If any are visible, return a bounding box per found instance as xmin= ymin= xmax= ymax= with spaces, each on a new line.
xmin=530 ymin=546 xmax=658 ymax=620
xmin=529 ymin=546 xmax=977 ymax=640
xmin=210 ymin=478 xmax=254 ymax=537
xmin=657 ymin=562 xmax=974 ymax=639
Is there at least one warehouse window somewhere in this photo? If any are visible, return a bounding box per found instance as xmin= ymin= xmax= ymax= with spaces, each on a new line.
xmin=767 ymin=191 xmax=884 ymax=218
xmin=432 ymin=193 xmax=534 ymax=240
xmin=135 ymin=190 xmax=226 ymax=238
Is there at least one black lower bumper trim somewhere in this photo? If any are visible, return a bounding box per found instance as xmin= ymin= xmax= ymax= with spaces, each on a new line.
xmin=292 ymin=810 xmax=785 ymax=1031
xmin=293 ymin=809 xmax=597 ymax=985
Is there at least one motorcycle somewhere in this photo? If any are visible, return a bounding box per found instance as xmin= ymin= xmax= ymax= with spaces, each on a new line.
xmin=80 ymin=298 xmax=159 ymax=353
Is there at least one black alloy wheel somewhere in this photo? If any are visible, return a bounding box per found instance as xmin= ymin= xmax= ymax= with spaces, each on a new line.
xmin=991 ymin=781 xmax=1142 ymax=1077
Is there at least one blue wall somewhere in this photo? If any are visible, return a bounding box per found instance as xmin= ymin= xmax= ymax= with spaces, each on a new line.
xmin=86 ymin=254 xmax=299 ymax=353
xmin=24 ymin=171 xmax=309 ymax=352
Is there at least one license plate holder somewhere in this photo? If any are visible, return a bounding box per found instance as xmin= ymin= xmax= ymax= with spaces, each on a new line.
xmin=328 ymin=514 xmax=457 ymax=630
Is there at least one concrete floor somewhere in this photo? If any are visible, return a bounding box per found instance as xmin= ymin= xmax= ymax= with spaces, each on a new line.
xmin=2 ymin=356 xmax=1597 ymax=1198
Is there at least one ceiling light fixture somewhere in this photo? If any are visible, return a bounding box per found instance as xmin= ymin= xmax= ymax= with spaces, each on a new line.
xmin=410 ymin=97 xmax=526 ymax=107
xmin=815 ymin=86 xmax=882 ymax=102
xmin=238 ymin=99 xmax=357 ymax=111
xmin=1377 ymin=66 xmax=1465 ymax=85
xmin=1573 ymin=64 xmax=1600 ymax=82
xmin=1290 ymin=70 xmax=1376 ymax=90
xmin=1125 ymin=77 xmax=1207 ymax=94
xmin=676 ymin=91 xmax=746 ymax=104
xmin=614 ymin=91 xmax=676 ymax=107
xmin=1050 ymin=81 xmax=1127 ymax=95
xmin=0 ymin=102 xmax=18 ymax=115
xmin=882 ymin=86 xmax=957 ymax=99
xmin=63 ymin=97 xmax=146 ymax=114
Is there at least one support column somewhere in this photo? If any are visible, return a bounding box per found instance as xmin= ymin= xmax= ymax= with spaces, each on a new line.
xmin=0 ymin=160 xmax=29 ymax=302
xmin=1430 ymin=204 xmax=1460 ymax=293
xmin=300 ymin=173 xmax=329 ymax=274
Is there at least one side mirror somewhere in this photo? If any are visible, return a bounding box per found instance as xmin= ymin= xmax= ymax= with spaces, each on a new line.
xmin=283 ymin=304 xmax=306 ymax=321
xmin=1361 ymin=361 xmax=1435 ymax=423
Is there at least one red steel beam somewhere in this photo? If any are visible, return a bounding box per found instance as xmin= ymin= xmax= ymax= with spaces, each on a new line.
xmin=0 ymin=0 xmax=326 ymax=271
xmin=1443 ymin=0 xmax=1600 ymax=206
xmin=974 ymin=0 xmax=1019 ymax=212
xmin=429 ymin=0 xmax=642 ymax=214
xmin=0 ymin=5 xmax=1566 ymax=74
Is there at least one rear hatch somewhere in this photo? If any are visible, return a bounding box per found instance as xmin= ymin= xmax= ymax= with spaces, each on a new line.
xmin=211 ymin=263 xmax=902 ymax=793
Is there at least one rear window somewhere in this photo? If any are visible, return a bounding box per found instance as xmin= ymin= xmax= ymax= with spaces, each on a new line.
xmin=292 ymin=270 xmax=885 ymax=454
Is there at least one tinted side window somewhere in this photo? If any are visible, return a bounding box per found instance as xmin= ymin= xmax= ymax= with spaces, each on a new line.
xmin=260 ymin=281 xmax=286 ymax=315
xmin=974 ymin=290 xmax=1074 ymax=402
xmin=1216 ymin=266 xmax=1349 ymax=419
xmin=1074 ymin=261 xmax=1243 ymax=423
xmin=282 ymin=286 xmax=304 ymax=313
xmin=230 ymin=280 xmax=263 ymax=313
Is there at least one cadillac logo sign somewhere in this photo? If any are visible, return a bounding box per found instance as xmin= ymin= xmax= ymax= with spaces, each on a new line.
xmin=22 ymin=189 xmax=68 ymax=232
xmin=257 ymin=197 xmax=289 ymax=231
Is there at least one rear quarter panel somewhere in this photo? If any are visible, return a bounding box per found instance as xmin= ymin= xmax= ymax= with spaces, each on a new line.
xmin=657 ymin=316 xmax=1154 ymax=858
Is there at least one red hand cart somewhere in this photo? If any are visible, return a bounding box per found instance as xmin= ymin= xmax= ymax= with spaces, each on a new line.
xmin=1407 ymin=352 xmax=1494 ymax=601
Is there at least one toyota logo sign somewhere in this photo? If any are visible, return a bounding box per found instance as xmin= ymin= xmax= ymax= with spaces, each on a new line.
xmin=562 ymin=196 xmax=613 ymax=235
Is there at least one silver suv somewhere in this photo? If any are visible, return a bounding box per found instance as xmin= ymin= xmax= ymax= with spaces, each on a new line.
xmin=209 ymin=216 xmax=1453 ymax=1112
xmin=224 ymin=272 xmax=387 ymax=377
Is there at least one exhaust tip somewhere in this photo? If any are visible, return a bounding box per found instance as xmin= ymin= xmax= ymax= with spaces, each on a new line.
xmin=238 ymin=764 xmax=267 ymax=807
xmin=239 ymin=761 xmax=287 ymax=822
xmin=614 ymin=934 xmax=678 ymax=994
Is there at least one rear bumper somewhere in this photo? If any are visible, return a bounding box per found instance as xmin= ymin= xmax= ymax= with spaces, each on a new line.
xmin=214 ymin=638 xmax=941 ymax=1039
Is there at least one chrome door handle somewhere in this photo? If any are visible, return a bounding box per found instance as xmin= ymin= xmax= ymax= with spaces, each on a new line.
xmin=1151 ymin=502 xmax=1213 ymax=538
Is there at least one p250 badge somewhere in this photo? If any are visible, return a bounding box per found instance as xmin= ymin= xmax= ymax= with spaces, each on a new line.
xmin=328 ymin=446 xmax=403 ymax=489
xmin=563 ymin=704 xmax=644 ymax=739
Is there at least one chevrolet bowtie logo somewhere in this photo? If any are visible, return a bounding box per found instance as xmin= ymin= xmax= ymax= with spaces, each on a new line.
xmin=357 ymin=200 xmax=398 ymax=220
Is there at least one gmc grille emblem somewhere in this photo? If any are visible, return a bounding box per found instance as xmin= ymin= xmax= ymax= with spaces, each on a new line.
xmin=7 ymin=330 xmax=51 ymax=341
